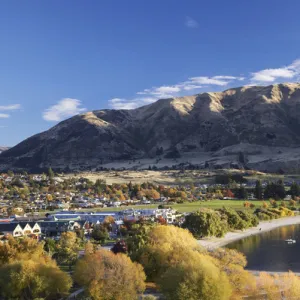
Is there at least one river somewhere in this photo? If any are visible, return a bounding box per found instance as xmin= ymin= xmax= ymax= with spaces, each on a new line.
xmin=226 ymin=224 xmax=300 ymax=272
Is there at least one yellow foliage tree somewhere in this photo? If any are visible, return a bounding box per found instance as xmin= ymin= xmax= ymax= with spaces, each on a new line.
xmin=209 ymin=248 xmax=256 ymax=299
xmin=0 ymin=236 xmax=45 ymax=266
xmin=0 ymin=258 xmax=72 ymax=299
xmin=56 ymin=232 xmax=80 ymax=267
xmin=158 ymin=250 xmax=232 ymax=300
xmin=132 ymin=225 xmax=201 ymax=280
xmin=74 ymin=249 xmax=146 ymax=300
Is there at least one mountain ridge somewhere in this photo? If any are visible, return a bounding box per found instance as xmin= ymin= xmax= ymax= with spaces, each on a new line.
xmin=1 ymin=82 xmax=300 ymax=172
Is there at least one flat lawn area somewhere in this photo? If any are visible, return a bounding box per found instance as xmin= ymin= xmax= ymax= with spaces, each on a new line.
xmin=172 ymin=200 xmax=266 ymax=212
xmin=90 ymin=200 xmax=268 ymax=213
xmin=38 ymin=200 xmax=297 ymax=216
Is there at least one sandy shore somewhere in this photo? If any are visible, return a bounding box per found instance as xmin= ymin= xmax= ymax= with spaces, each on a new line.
xmin=198 ymin=215 xmax=300 ymax=249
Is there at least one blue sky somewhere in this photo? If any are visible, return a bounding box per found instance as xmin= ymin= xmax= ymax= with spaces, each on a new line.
xmin=1 ymin=0 xmax=300 ymax=146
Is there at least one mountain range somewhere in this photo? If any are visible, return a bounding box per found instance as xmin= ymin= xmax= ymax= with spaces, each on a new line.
xmin=0 ymin=147 xmax=9 ymax=154
xmin=1 ymin=83 xmax=300 ymax=173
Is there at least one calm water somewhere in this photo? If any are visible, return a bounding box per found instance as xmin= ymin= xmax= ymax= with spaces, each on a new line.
xmin=226 ymin=224 xmax=300 ymax=272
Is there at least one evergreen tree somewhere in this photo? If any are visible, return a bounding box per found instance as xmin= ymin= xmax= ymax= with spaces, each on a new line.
xmin=264 ymin=181 xmax=286 ymax=200
xmin=238 ymin=186 xmax=248 ymax=199
xmin=254 ymin=180 xmax=263 ymax=199
xmin=48 ymin=167 xmax=54 ymax=179
xmin=290 ymin=182 xmax=300 ymax=198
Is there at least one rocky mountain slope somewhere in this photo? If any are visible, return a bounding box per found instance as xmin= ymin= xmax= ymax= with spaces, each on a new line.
xmin=1 ymin=83 xmax=300 ymax=172
xmin=0 ymin=147 xmax=9 ymax=154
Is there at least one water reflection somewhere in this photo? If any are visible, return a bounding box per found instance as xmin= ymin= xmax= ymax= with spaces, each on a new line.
xmin=226 ymin=224 xmax=300 ymax=272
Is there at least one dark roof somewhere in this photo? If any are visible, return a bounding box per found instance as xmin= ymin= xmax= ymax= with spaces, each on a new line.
xmin=14 ymin=216 xmax=47 ymax=222
xmin=0 ymin=223 xmax=20 ymax=232
xmin=38 ymin=221 xmax=70 ymax=230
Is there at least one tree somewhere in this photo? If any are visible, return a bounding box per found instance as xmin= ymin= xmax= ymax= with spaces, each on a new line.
xmin=182 ymin=209 xmax=228 ymax=238
xmin=237 ymin=186 xmax=248 ymax=199
xmin=290 ymin=182 xmax=300 ymax=199
xmin=0 ymin=236 xmax=45 ymax=266
xmin=256 ymin=272 xmax=281 ymax=299
xmin=0 ymin=236 xmax=72 ymax=299
xmin=91 ymin=224 xmax=109 ymax=244
xmin=74 ymin=249 xmax=146 ymax=300
xmin=218 ymin=207 xmax=248 ymax=230
xmin=44 ymin=238 xmax=57 ymax=256
xmin=46 ymin=194 xmax=53 ymax=202
xmin=56 ymin=232 xmax=80 ymax=268
xmin=7 ymin=170 xmax=14 ymax=177
xmin=254 ymin=180 xmax=263 ymax=200
xmin=103 ymin=215 xmax=115 ymax=230
xmin=48 ymin=167 xmax=54 ymax=179
xmin=0 ymin=258 xmax=72 ymax=300
xmin=280 ymin=271 xmax=300 ymax=299
xmin=111 ymin=240 xmax=128 ymax=254
xmin=129 ymin=225 xmax=200 ymax=280
xmin=264 ymin=182 xmax=286 ymax=200
xmin=209 ymin=248 xmax=256 ymax=299
xmin=158 ymin=250 xmax=232 ymax=300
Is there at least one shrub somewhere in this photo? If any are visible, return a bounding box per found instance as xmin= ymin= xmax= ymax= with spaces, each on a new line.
xmin=218 ymin=207 xmax=248 ymax=230
xmin=237 ymin=210 xmax=259 ymax=227
xmin=183 ymin=209 xmax=228 ymax=238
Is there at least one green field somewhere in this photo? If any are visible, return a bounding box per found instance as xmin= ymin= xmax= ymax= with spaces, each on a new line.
xmin=82 ymin=200 xmax=269 ymax=213
xmin=38 ymin=200 xmax=298 ymax=216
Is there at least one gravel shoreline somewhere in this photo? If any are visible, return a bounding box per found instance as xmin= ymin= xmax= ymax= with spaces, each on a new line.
xmin=198 ymin=215 xmax=300 ymax=249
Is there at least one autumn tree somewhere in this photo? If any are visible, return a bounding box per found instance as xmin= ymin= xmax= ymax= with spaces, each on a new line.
xmin=111 ymin=240 xmax=128 ymax=254
xmin=91 ymin=224 xmax=109 ymax=244
xmin=0 ymin=236 xmax=72 ymax=299
xmin=158 ymin=250 xmax=232 ymax=300
xmin=256 ymin=272 xmax=281 ymax=299
xmin=0 ymin=258 xmax=72 ymax=300
xmin=0 ymin=236 xmax=45 ymax=266
xmin=130 ymin=225 xmax=200 ymax=280
xmin=55 ymin=232 xmax=80 ymax=268
xmin=209 ymin=248 xmax=256 ymax=299
xmin=74 ymin=249 xmax=146 ymax=300
xmin=103 ymin=215 xmax=115 ymax=231
xmin=280 ymin=271 xmax=300 ymax=299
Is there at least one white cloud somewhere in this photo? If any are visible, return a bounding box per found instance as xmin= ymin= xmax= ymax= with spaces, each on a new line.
xmin=108 ymin=73 xmax=242 ymax=109
xmin=213 ymin=75 xmax=245 ymax=81
xmin=108 ymin=59 xmax=300 ymax=110
xmin=251 ymin=68 xmax=295 ymax=83
xmin=0 ymin=113 xmax=10 ymax=118
xmin=182 ymin=84 xmax=203 ymax=91
xmin=189 ymin=76 xmax=230 ymax=86
xmin=250 ymin=59 xmax=300 ymax=83
xmin=290 ymin=59 xmax=300 ymax=72
xmin=109 ymin=98 xmax=156 ymax=110
xmin=0 ymin=104 xmax=21 ymax=111
xmin=185 ymin=16 xmax=198 ymax=28
xmin=43 ymin=98 xmax=86 ymax=122
xmin=155 ymin=86 xmax=181 ymax=94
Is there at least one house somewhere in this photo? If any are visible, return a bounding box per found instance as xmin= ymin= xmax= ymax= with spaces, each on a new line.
xmin=38 ymin=220 xmax=85 ymax=237
xmin=0 ymin=222 xmax=41 ymax=238
xmin=0 ymin=223 xmax=24 ymax=237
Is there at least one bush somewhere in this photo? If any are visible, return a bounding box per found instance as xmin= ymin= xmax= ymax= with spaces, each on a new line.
xmin=218 ymin=207 xmax=248 ymax=230
xmin=237 ymin=210 xmax=259 ymax=227
xmin=254 ymin=207 xmax=294 ymax=220
xmin=183 ymin=209 xmax=228 ymax=238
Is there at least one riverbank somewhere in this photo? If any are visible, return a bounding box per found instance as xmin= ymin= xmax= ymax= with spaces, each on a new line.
xmin=198 ymin=215 xmax=300 ymax=249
